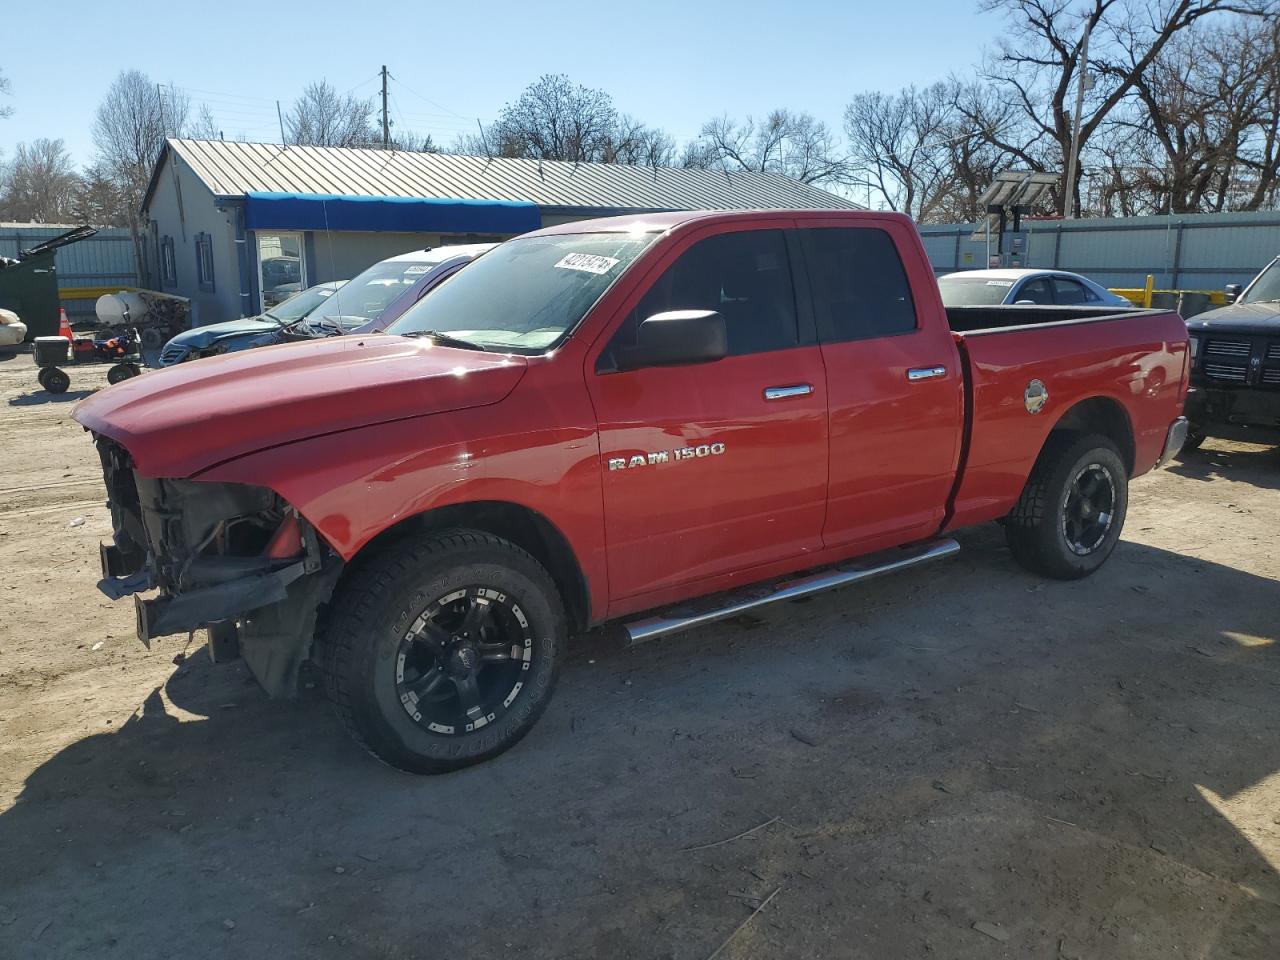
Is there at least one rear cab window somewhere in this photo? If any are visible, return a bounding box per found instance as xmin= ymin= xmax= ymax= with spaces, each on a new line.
xmin=797 ymin=227 xmax=917 ymax=342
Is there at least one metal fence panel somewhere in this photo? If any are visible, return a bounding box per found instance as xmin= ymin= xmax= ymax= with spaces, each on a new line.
xmin=920 ymin=210 xmax=1280 ymax=292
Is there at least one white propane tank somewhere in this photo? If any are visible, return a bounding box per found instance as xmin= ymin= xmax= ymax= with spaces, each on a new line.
xmin=95 ymin=292 xmax=151 ymax=326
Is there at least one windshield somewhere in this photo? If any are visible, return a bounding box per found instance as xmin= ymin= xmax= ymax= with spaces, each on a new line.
xmin=387 ymin=233 xmax=657 ymax=352
xmin=937 ymin=275 xmax=1015 ymax=306
xmin=304 ymin=258 xmax=443 ymax=330
xmin=267 ymin=283 xmax=343 ymax=323
xmin=1241 ymin=258 xmax=1280 ymax=303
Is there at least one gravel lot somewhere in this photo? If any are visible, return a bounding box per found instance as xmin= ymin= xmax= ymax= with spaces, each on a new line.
xmin=0 ymin=351 xmax=1277 ymax=959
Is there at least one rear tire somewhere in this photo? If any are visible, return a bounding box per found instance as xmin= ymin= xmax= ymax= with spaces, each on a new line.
xmin=1005 ymin=433 xmax=1128 ymax=580
xmin=316 ymin=530 xmax=565 ymax=774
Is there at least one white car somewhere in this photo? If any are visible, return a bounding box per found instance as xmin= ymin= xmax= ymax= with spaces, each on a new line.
xmin=938 ymin=269 xmax=1133 ymax=308
xmin=0 ymin=308 xmax=27 ymax=347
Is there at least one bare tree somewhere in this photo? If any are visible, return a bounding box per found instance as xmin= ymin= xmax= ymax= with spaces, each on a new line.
xmin=0 ymin=139 xmax=81 ymax=222
xmin=389 ymin=130 xmax=438 ymax=152
xmin=93 ymin=70 xmax=187 ymax=215
xmin=0 ymin=67 xmax=12 ymax=120
xmin=689 ymin=109 xmax=847 ymax=184
xmin=979 ymin=0 xmax=1274 ymax=214
xmin=284 ymin=81 xmax=377 ymax=147
xmin=487 ymin=74 xmax=621 ymax=162
xmin=188 ymin=102 xmax=223 ymax=140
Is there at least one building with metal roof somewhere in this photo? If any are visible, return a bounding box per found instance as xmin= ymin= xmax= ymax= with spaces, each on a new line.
xmin=142 ymin=138 xmax=856 ymax=326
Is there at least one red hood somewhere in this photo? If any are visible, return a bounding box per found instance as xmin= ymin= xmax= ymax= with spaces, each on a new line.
xmin=73 ymin=335 xmax=527 ymax=477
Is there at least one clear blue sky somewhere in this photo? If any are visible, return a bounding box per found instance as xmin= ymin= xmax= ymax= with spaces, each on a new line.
xmin=2 ymin=0 xmax=997 ymax=168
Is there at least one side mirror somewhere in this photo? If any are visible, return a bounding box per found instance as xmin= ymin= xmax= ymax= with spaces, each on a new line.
xmin=1224 ymin=283 xmax=1242 ymax=303
xmin=616 ymin=310 xmax=728 ymax=371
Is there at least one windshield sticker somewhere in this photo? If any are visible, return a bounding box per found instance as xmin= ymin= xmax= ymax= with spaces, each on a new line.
xmin=985 ymin=280 xmax=1014 ymax=287
xmin=554 ymin=253 xmax=620 ymax=275
xmin=403 ymin=265 xmax=431 ymax=275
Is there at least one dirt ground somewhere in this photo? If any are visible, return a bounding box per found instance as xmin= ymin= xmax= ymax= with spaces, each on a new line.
xmin=0 ymin=350 xmax=1276 ymax=960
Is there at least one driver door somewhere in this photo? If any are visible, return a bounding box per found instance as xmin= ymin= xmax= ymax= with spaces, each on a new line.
xmin=587 ymin=223 xmax=829 ymax=606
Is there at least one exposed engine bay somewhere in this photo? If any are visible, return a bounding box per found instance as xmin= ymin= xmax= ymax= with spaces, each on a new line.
xmin=94 ymin=435 xmax=342 ymax=696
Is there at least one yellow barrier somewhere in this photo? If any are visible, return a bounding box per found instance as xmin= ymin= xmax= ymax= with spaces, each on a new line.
xmin=58 ymin=285 xmax=140 ymax=301
xmin=1109 ymin=277 xmax=1227 ymax=309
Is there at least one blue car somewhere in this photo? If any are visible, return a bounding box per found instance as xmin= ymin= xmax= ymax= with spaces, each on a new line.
xmin=159 ymin=281 xmax=346 ymax=366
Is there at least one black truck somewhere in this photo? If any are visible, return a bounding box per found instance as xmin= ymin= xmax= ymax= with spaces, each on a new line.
xmin=1184 ymin=256 xmax=1280 ymax=449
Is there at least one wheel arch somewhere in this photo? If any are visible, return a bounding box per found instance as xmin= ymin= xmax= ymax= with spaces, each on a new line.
xmin=1045 ymin=395 xmax=1136 ymax=475
xmin=348 ymin=500 xmax=592 ymax=634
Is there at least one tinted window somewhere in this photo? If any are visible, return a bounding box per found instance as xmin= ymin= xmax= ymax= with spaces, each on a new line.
xmin=1053 ymin=277 xmax=1089 ymax=305
xmin=798 ymin=227 xmax=916 ymax=341
xmin=613 ymin=229 xmax=798 ymax=358
xmin=1017 ymin=277 xmax=1054 ymax=304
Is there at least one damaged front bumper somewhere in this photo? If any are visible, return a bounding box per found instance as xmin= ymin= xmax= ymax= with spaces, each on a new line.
xmin=92 ymin=435 xmax=341 ymax=695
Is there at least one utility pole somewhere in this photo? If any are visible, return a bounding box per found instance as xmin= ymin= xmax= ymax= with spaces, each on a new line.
xmin=1064 ymin=20 xmax=1092 ymax=219
xmin=381 ymin=65 xmax=390 ymax=149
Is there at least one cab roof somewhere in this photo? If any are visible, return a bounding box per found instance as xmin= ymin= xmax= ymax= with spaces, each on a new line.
xmin=527 ymin=208 xmax=907 ymax=238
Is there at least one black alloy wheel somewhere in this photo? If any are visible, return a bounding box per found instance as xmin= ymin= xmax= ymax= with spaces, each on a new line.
xmin=395 ymin=587 xmax=534 ymax=736
xmin=1061 ymin=462 xmax=1117 ymax=556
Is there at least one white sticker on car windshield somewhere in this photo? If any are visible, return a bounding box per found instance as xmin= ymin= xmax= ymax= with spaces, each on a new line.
xmin=985 ymin=280 xmax=1014 ymax=287
xmin=555 ymin=253 xmax=619 ymax=275
xmin=403 ymin=265 xmax=431 ymax=275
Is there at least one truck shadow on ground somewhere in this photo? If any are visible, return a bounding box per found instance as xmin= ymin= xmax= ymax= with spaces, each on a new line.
xmin=1168 ymin=440 xmax=1280 ymax=491
xmin=2 ymin=527 xmax=1277 ymax=959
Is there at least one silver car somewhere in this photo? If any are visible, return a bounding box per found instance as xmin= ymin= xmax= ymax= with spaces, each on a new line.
xmin=938 ymin=269 xmax=1133 ymax=308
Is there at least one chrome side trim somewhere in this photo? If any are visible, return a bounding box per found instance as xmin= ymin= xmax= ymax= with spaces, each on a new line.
xmin=907 ymin=366 xmax=948 ymax=381
xmin=623 ymin=538 xmax=961 ymax=645
xmin=763 ymin=383 xmax=814 ymax=400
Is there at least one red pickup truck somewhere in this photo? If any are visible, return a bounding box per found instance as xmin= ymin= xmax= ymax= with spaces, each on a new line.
xmin=74 ymin=210 xmax=1189 ymax=773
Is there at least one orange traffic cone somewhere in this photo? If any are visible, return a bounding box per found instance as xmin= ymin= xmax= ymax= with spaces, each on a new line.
xmin=58 ymin=308 xmax=73 ymax=343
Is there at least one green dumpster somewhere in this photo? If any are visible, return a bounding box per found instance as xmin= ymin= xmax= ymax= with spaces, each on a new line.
xmin=0 ymin=226 xmax=97 ymax=340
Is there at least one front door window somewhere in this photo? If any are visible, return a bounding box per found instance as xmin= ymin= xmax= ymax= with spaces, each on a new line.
xmin=257 ymin=233 xmax=305 ymax=311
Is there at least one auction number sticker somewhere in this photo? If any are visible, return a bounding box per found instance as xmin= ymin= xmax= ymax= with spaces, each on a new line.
xmin=555 ymin=253 xmax=619 ymax=275
xmin=403 ymin=265 xmax=431 ymax=275
xmin=985 ymin=280 xmax=1014 ymax=287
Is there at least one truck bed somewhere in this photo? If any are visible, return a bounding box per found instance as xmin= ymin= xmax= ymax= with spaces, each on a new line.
xmin=945 ymin=304 xmax=1149 ymax=333
xmin=941 ymin=305 xmax=1189 ymax=532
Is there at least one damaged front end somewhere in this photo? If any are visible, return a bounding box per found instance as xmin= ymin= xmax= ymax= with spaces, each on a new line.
xmin=95 ymin=436 xmax=342 ymax=696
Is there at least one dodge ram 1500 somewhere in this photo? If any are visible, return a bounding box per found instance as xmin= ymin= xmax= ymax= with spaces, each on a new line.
xmin=74 ymin=210 xmax=1189 ymax=773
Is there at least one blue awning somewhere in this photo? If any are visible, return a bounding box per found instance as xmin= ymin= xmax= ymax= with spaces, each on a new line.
xmin=243 ymin=192 xmax=541 ymax=234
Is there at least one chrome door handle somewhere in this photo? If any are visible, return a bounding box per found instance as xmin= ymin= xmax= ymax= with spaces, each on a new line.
xmin=763 ymin=383 xmax=814 ymax=400
xmin=907 ymin=366 xmax=947 ymax=382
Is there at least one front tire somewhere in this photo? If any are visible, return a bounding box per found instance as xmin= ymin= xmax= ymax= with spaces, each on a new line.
xmin=316 ymin=531 xmax=565 ymax=774
xmin=1005 ymin=433 xmax=1128 ymax=580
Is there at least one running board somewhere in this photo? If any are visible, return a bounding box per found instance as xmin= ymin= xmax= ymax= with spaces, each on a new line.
xmin=623 ymin=538 xmax=961 ymax=645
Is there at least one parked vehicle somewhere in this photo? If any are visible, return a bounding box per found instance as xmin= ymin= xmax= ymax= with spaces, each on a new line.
xmin=1183 ymin=255 xmax=1280 ymax=449
xmin=75 ymin=210 xmax=1188 ymax=773
xmin=0 ymin=307 xmax=27 ymax=347
xmin=277 ymin=244 xmax=496 ymax=340
xmin=159 ymin=282 xmax=347 ymax=366
xmin=938 ymin=268 xmax=1133 ymax=308
xmin=260 ymin=256 xmax=302 ymax=308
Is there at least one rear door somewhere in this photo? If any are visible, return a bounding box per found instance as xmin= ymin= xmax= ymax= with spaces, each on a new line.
xmin=587 ymin=223 xmax=829 ymax=603
xmin=1013 ymin=276 xmax=1055 ymax=304
xmin=796 ymin=221 xmax=963 ymax=551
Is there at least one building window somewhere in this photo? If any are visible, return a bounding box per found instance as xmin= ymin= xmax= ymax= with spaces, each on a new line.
xmin=160 ymin=236 xmax=177 ymax=289
xmin=195 ymin=233 xmax=215 ymax=292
